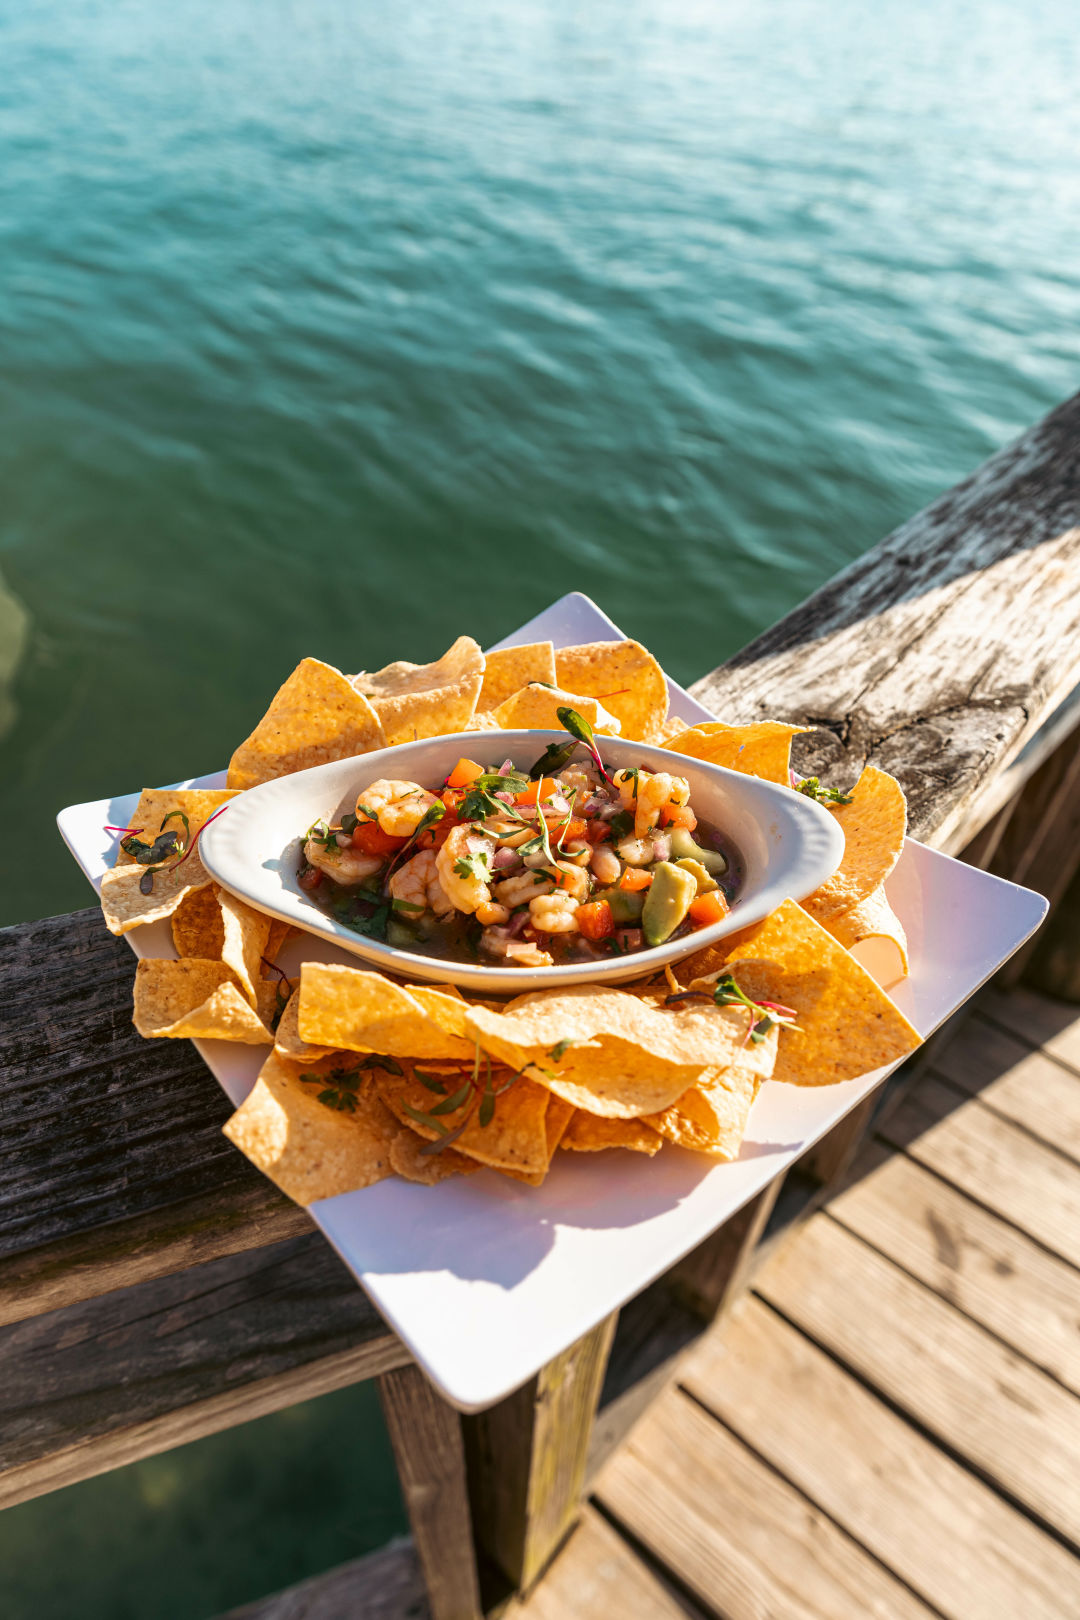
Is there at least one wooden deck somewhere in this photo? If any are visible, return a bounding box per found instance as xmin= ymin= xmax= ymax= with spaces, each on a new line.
xmin=235 ymin=983 xmax=1080 ymax=1619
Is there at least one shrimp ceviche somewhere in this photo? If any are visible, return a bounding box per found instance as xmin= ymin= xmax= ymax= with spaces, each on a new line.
xmin=298 ymin=708 xmax=740 ymax=968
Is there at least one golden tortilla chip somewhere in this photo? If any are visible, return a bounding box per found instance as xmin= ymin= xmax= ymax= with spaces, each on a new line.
xmin=223 ymin=1051 xmax=397 ymax=1204
xmin=496 ymin=1094 xmax=575 ymax=1186
xmin=554 ymin=639 xmax=669 ymax=743
xmin=561 ymin=1112 xmax=664 ymax=1156
xmin=656 ymin=716 xmax=689 ymax=744
xmin=298 ymin=963 xmax=474 ymax=1060
xmin=115 ymin=788 xmax=238 ymax=867
xmin=719 ymin=899 xmax=920 ymax=1085
xmin=274 ymin=989 xmax=337 ymax=1063
xmin=493 ymin=683 xmax=621 ymax=736
xmin=663 ymin=720 xmax=806 ymax=784
xmin=478 ymin=642 xmax=557 ymax=712
xmin=265 ymin=918 xmax=295 ymax=962
xmin=352 ymin=636 xmax=484 ymax=746
xmin=133 ymin=958 xmax=273 ymax=1043
xmin=100 ymin=849 xmax=212 ymax=935
xmin=388 ymin=1128 xmax=480 ymax=1184
xmin=465 ymin=711 xmax=501 ymax=732
xmin=376 ymin=1062 xmax=551 ymax=1176
xmin=802 ymin=765 xmax=907 ymax=923
xmin=227 ymin=658 xmax=386 ymax=790
xmin=644 ymin=1046 xmax=772 ymax=1159
xmin=171 ymin=885 xmax=225 ymax=959
xmin=465 ymin=985 xmax=773 ymax=1118
xmin=217 ymin=888 xmax=273 ymax=1006
xmin=255 ymin=977 xmax=290 ymax=1032
xmin=825 ymin=883 xmax=909 ymax=985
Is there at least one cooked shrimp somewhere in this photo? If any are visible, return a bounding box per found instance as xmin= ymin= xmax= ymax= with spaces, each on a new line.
xmin=492 ymin=869 xmax=554 ymax=908
xmin=436 ymin=824 xmax=495 ymax=914
xmin=303 ymin=836 xmax=382 ymax=886
xmin=355 ymin=778 xmax=439 ymax=838
xmin=590 ymin=843 xmax=621 ymax=885
xmin=545 ymin=861 xmax=591 ymax=902
xmin=389 ymin=849 xmax=453 ymax=916
xmin=613 ymin=769 xmax=690 ymax=839
xmin=529 ymin=892 xmax=581 ymax=933
xmin=477 ymin=900 xmax=510 ymax=926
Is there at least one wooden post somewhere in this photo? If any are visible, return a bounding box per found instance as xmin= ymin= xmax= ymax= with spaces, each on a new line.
xmin=377 ymin=1365 xmax=482 ymax=1620
xmin=463 ymin=1313 xmax=617 ymax=1597
xmin=668 ymin=1179 xmax=785 ymax=1323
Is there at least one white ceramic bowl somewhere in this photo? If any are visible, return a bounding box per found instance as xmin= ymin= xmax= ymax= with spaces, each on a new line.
xmin=198 ymin=729 xmax=845 ymax=994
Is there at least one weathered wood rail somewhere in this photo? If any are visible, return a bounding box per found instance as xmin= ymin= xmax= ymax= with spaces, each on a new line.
xmin=4 ymin=392 xmax=1080 ymax=1618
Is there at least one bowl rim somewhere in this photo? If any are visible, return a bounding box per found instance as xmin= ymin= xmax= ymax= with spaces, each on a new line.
xmin=198 ymin=728 xmax=845 ymax=993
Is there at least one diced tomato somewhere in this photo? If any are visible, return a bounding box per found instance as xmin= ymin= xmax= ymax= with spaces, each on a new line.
xmin=298 ymin=866 xmax=323 ymax=891
xmin=445 ymin=757 xmax=484 ymax=789
xmin=614 ymin=927 xmax=643 ymax=953
xmin=350 ymin=820 xmax=409 ymax=857
xmin=557 ymin=817 xmax=588 ymax=844
xmin=515 ymin=777 xmax=557 ymax=807
xmin=689 ymin=890 xmax=729 ymax=926
xmin=619 ymin=867 xmax=653 ymax=892
xmin=576 ymin=900 xmax=615 ymax=941
xmin=659 ymin=803 xmax=698 ymax=830
xmin=584 ymin=819 xmax=612 ymax=843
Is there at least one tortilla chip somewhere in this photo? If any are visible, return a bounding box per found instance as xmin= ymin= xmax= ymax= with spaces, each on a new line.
xmin=496 ymin=1094 xmax=575 ymax=1185
xmin=255 ymin=977 xmax=290 ymax=1031
xmin=388 ymin=1129 xmax=481 ymax=1184
xmin=352 ymin=636 xmax=484 ymax=746
xmin=554 ymin=640 xmax=669 ymax=743
xmin=644 ymin=1047 xmax=771 ymax=1159
xmin=465 ymin=711 xmax=501 ymax=732
xmin=217 ymin=888 xmax=273 ymax=1006
xmin=100 ymin=849 xmax=212 ymax=935
xmin=802 ymin=766 xmax=907 ymax=923
xmin=115 ymin=789 xmax=238 ymax=867
xmin=465 ymin=985 xmax=773 ymax=1118
xmin=298 ymin=963 xmax=474 ymax=1060
xmin=376 ymin=1063 xmax=551 ymax=1176
xmin=171 ymin=884 xmax=225 ymax=959
xmin=561 ymin=1112 xmax=664 ymax=1156
xmin=133 ymin=958 xmax=273 ymax=1043
xmin=223 ymin=1051 xmax=397 ymax=1204
xmin=719 ymin=899 xmax=920 ymax=1085
xmin=493 ymin=683 xmax=621 ymax=736
xmin=824 ymin=883 xmax=908 ymax=985
xmin=656 ymin=716 xmax=689 ymax=744
xmin=478 ymin=643 xmax=557 ymax=712
xmin=274 ymin=990 xmax=337 ymax=1063
xmin=227 ymin=658 xmax=386 ymax=791
xmin=663 ymin=720 xmax=806 ymax=784
xmin=265 ymin=918 xmax=296 ymax=962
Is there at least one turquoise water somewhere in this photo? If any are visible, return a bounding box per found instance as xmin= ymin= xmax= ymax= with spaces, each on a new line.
xmin=3 ymin=0 xmax=1080 ymax=1611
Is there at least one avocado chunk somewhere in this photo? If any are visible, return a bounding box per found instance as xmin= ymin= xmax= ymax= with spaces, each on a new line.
xmin=642 ymin=861 xmax=698 ymax=947
xmin=595 ymin=886 xmax=646 ymax=924
xmin=669 ymin=825 xmax=728 ymax=876
xmin=675 ymin=856 xmax=718 ymax=894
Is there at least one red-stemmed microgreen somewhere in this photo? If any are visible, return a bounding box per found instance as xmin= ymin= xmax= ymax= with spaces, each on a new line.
xmin=556 ymin=706 xmax=616 ymax=784
xmin=665 ymin=972 xmax=799 ymax=1047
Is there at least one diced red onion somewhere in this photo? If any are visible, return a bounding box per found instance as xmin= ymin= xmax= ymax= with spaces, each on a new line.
xmin=507 ymin=907 xmax=531 ymax=937
xmin=651 ymin=832 xmax=672 ymax=862
xmin=492 ymin=846 xmax=521 ymax=871
xmin=498 ymin=758 xmax=514 ymax=775
xmin=598 ymin=801 xmax=622 ymax=821
xmin=494 ymin=790 xmax=515 ymax=805
xmin=466 ymin=833 xmax=492 ymax=855
xmin=549 ymin=795 xmax=570 ymax=815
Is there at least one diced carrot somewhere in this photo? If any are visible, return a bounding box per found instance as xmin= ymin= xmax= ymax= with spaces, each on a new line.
xmin=515 ymin=777 xmax=558 ymax=807
xmin=659 ymin=803 xmax=698 ymax=830
xmin=576 ymin=900 xmax=615 ymax=941
xmin=689 ymin=890 xmax=729 ymax=926
xmin=445 ymin=757 xmax=485 ymax=789
xmin=351 ymin=821 xmax=409 ymax=857
xmin=619 ymin=867 xmax=653 ymax=892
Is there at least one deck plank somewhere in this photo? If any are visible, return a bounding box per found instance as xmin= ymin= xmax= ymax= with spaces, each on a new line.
xmin=511 ymin=1505 xmax=698 ymax=1620
xmin=829 ymin=1142 xmax=1080 ymax=1395
xmin=932 ymin=1012 xmax=1080 ymax=1161
xmin=681 ymin=1297 xmax=1080 ymax=1620
xmin=980 ymin=986 xmax=1080 ymax=1074
xmin=879 ymin=1074 xmax=1080 ymax=1268
xmin=755 ymin=1217 xmax=1080 ymax=1546
xmin=595 ymin=1385 xmax=935 ymax=1620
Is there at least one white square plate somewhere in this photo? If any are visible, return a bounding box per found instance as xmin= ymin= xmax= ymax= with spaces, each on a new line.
xmin=58 ymin=593 xmax=1048 ymax=1410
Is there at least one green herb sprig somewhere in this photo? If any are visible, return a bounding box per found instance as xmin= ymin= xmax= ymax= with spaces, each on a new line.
xmin=795 ymin=777 xmax=853 ymax=805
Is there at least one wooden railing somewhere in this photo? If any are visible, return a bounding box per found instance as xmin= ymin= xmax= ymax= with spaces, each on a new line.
xmin=4 ymin=391 xmax=1080 ymax=1619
